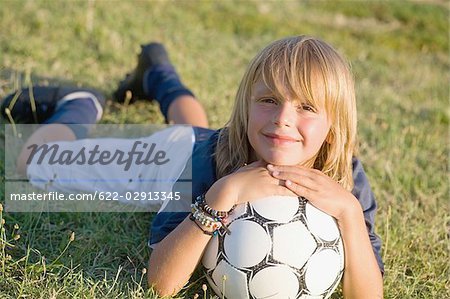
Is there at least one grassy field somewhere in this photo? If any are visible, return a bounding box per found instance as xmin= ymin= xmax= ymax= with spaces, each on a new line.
xmin=0 ymin=0 xmax=448 ymax=298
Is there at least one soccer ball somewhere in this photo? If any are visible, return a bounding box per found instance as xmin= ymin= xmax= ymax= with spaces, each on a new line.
xmin=202 ymin=196 xmax=344 ymax=299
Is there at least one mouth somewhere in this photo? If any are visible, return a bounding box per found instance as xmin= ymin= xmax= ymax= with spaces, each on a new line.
xmin=262 ymin=132 xmax=300 ymax=145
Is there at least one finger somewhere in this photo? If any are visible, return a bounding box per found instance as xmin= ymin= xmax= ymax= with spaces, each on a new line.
xmin=263 ymin=175 xmax=287 ymax=187
xmin=285 ymin=179 xmax=317 ymax=201
xmin=260 ymin=175 xmax=298 ymax=195
xmin=271 ymin=170 xmax=320 ymax=192
xmin=268 ymin=164 xmax=321 ymax=179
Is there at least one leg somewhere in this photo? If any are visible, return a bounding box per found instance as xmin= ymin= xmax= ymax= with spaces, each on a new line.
xmin=167 ymin=95 xmax=208 ymax=127
xmin=114 ymin=43 xmax=209 ymax=128
xmin=1 ymin=87 xmax=105 ymax=175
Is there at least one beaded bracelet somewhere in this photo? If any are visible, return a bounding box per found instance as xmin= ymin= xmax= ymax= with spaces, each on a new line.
xmin=190 ymin=204 xmax=231 ymax=235
xmin=194 ymin=194 xmax=236 ymax=219
xmin=189 ymin=214 xmax=215 ymax=236
xmin=191 ymin=204 xmax=222 ymax=231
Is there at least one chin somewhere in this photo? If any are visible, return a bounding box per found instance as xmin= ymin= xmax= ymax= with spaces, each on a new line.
xmin=262 ymin=155 xmax=303 ymax=166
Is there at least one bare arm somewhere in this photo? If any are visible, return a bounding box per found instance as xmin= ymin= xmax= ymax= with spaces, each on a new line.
xmin=147 ymin=216 xmax=214 ymax=295
xmin=16 ymin=124 xmax=76 ymax=175
xmin=339 ymin=202 xmax=383 ymax=298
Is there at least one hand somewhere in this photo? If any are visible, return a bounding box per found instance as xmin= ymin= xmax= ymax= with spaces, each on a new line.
xmin=205 ymin=161 xmax=296 ymax=211
xmin=267 ymin=164 xmax=360 ymax=221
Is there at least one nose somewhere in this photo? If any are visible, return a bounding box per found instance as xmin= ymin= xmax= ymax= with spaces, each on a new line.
xmin=273 ymin=101 xmax=296 ymax=127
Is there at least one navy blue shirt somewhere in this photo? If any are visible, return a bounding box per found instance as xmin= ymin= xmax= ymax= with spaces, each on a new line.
xmin=149 ymin=128 xmax=384 ymax=274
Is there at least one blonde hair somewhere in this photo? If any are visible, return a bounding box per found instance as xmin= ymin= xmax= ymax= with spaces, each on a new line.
xmin=215 ymin=36 xmax=357 ymax=190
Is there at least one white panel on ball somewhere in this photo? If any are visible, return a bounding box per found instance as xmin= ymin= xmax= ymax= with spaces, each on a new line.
xmin=305 ymin=203 xmax=340 ymax=241
xmin=249 ymin=265 xmax=299 ymax=299
xmin=305 ymin=249 xmax=343 ymax=295
xmin=224 ymin=219 xmax=271 ymax=268
xmin=273 ymin=221 xmax=316 ymax=269
xmin=210 ymin=260 xmax=250 ymax=299
xmin=252 ymin=196 xmax=299 ymax=222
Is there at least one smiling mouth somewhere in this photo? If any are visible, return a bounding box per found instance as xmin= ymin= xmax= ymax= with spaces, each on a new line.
xmin=262 ymin=133 xmax=300 ymax=145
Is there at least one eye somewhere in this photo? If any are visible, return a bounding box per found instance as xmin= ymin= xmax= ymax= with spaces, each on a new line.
xmin=298 ymin=103 xmax=316 ymax=113
xmin=259 ymin=97 xmax=278 ymax=104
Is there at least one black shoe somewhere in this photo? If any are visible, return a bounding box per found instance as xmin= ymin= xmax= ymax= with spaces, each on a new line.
xmin=1 ymin=86 xmax=105 ymax=124
xmin=113 ymin=42 xmax=171 ymax=103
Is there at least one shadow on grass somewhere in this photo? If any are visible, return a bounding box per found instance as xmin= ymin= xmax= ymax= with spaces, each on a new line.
xmin=0 ymin=68 xmax=111 ymax=99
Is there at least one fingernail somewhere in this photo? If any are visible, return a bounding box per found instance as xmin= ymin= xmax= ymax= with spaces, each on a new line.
xmin=285 ymin=180 xmax=291 ymax=186
xmin=267 ymin=164 xmax=274 ymax=170
xmin=272 ymin=171 xmax=279 ymax=176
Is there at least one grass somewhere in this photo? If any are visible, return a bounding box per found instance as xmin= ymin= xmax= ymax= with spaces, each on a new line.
xmin=0 ymin=0 xmax=448 ymax=298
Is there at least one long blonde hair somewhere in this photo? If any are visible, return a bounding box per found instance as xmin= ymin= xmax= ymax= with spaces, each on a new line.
xmin=215 ymin=36 xmax=357 ymax=190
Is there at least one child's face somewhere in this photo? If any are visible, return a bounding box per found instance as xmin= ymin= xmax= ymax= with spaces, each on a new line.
xmin=247 ymin=80 xmax=331 ymax=166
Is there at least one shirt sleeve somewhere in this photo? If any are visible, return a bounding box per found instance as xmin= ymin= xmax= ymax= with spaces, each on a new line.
xmin=351 ymin=157 xmax=385 ymax=275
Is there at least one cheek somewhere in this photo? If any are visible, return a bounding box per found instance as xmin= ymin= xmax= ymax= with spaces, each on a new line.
xmin=247 ymin=111 xmax=256 ymax=135
xmin=247 ymin=109 xmax=260 ymax=144
xmin=299 ymin=117 xmax=331 ymax=142
xmin=248 ymin=106 xmax=268 ymax=132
